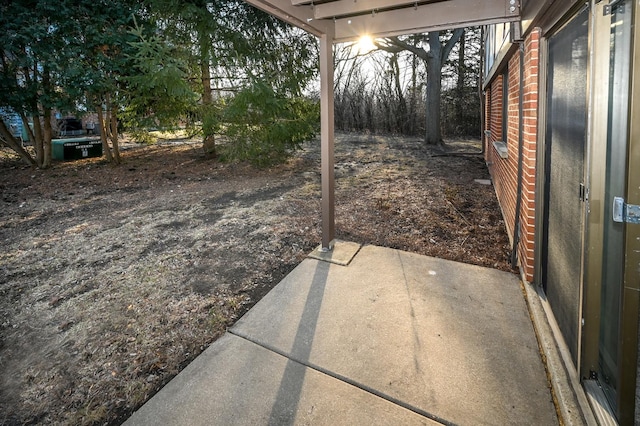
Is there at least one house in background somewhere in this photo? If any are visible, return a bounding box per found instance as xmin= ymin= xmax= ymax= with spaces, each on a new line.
xmin=0 ymin=108 xmax=30 ymax=142
xmin=484 ymin=1 xmax=639 ymax=424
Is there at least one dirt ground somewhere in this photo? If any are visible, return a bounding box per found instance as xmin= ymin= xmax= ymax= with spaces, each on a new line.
xmin=0 ymin=132 xmax=513 ymax=425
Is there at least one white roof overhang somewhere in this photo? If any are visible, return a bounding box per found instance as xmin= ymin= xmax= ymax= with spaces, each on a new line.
xmin=243 ymin=0 xmax=521 ymax=42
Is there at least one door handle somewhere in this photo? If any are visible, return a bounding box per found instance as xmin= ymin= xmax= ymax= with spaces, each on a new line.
xmin=613 ymin=197 xmax=640 ymax=224
xmin=613 ymin=197 xmax=625 ymax=223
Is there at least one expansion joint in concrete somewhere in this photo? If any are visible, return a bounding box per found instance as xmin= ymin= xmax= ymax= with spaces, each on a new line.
xmin=228 ymin=329 xmax=457 ymax=426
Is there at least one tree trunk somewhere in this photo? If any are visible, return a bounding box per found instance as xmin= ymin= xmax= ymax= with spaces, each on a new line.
xmin=203 ymin=134 xmax=217 ymax=158
xmin=425 ymin=32 xmax=444 ymax=146
xmin=201 ymin=69 xmax=217 ymax=158
xmin=96 ymin=94 xmax=122 ymax=165
xmin=110 ymin=108 xmax=121 ymax=165
xmin=456 ymin=30 xmax=466 ymax=125
xmin=200 ymin=33 xmax=217 ymax=158
xmin=423 ymin=29 xmax=464 ymax=146
xmin=31 ymin=113 xmax=48 ymax=167
xmin=410 ymin=52 xmax=418 ymax=135
xmin=19 ymin=112 xmax=35 ymax=146
xmin=0 ymin=120 xmax=36 ymax=166
xmin=390 ymin=54 xmax=407 ymax=133
xmin=40 ymin=68 xmax=52 ymax=168
xmin=42 ymin=109 xmax=52 ymax=169
xmin=96 ymin=106 xmax=114 ymax=163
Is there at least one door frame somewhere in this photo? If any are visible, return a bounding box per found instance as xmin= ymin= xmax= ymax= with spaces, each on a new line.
xmin=581 ymin=0 xmax=609 ymax=388
xmin=581 ymin=0 xmax=640 ymax=423
xmin=617 ymin=1 xmax=640 ymax=422
xmin=534 ymin=0 xmax=640 ymax=422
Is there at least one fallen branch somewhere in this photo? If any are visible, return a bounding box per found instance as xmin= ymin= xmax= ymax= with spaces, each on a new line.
xmin=446 ymin=199 xmax=471 ymax=226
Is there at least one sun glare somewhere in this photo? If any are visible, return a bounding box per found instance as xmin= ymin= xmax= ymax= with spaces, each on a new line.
xmin=355 ymin=35 xmax=377 ymax=54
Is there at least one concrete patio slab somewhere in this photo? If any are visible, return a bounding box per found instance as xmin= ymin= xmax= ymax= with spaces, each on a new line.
xmin=231 ymin=245 xmax=557 ymax=425
xmin=126 ymin=244 xmax=559 ymax=425
xmin=125 ymin=333 xmax=436 ymax=426
xmin=308 ymin=240 xmax=362 ymax=265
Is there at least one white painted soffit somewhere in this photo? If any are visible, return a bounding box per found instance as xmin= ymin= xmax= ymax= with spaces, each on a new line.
xmin=244 ymin=0 xmax=521 ymax=42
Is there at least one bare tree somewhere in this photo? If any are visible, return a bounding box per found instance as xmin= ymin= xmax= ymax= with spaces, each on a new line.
xmin=332 ymin=28 xmax=483 ymax=141
xmin=377 ymin=29 xmax=464 ymax=145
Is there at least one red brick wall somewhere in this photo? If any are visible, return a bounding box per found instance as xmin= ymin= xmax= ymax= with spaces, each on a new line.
xmin=487 ymin=74 xmax=504 ymax=143
xmin=519 ymin=31 xmax=540 ymax=282
xmin=484 ymin=29 xmax=540 ymax=282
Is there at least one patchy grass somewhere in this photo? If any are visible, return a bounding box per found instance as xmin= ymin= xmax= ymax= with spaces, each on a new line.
xmin=0 ymin=132 xmax=512 ymax=424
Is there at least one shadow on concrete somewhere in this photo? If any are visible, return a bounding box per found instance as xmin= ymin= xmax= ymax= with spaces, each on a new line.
xmin=124 ymin=243 xmax=559 ymax=426
xmin=267 ymin=261 xmax=329 ymax=424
